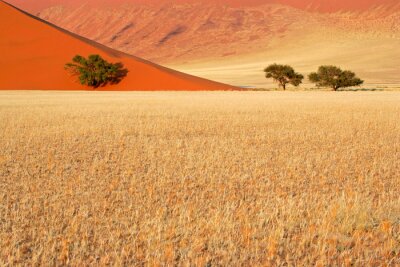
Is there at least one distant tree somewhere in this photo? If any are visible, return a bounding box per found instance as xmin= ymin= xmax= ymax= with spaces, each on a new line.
xmin=65 ymin=54 xmax=127 ymax=88
xmin=264 ymin=64 xmax=304 ymax=90
xmin=308 ymin=65 xmax=363 ymax=91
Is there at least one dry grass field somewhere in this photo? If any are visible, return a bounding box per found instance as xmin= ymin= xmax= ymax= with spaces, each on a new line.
xmin=0 ymin=91 xmax=399 ymax=266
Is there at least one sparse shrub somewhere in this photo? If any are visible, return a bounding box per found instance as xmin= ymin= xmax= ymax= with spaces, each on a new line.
xmin=264 ymin=64 xmax=304 ymax=90
xmin=309 ymin=65 xmax=363 ymax=91
xmin=65 ymin=54 xmax=127 ymax=88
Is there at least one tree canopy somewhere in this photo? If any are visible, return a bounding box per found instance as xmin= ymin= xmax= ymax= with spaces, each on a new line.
xmin=308 ymin=66 xmax=363 ymax=91
xmin=264 ymin=64 xmax=304 ymax=90
xmin=65 ymin=54 xmax=127 ymax=88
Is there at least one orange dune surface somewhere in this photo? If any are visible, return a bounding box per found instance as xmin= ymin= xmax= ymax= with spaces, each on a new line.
xmin=0 ymin=1 xmax=235 ymax=90
xmin=4 ymin=0 xmax=400 ymax=88
xmin=7 ymin=0 xmax=400 ymax=13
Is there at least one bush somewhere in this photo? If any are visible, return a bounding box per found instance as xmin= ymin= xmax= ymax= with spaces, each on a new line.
xmin=65 ymin=54 xmax=127 ymax=88
xmin=264 ymin=64 xmax=304 ymax=90
xmin=309 ymin=66 xmax=363 ymax=91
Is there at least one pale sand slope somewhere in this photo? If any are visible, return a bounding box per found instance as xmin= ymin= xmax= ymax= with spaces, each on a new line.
xmin=169 ymin=31 xmax=400 ymax=89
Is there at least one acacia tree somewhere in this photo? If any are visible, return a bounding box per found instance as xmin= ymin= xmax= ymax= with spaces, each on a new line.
xmin=264 ymin=64 xmax=304 ymax=90
xmin=65 ymin=54 xmax=127 ymax=88
xmin=309 ymin=65 xmax=363 ymax=91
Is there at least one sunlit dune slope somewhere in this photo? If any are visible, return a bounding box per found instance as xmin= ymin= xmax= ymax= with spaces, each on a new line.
xmin=0 ymin=1 xmax=235 ymax=91
xmin=7 ymin=0 xmax=399 ymax=88
xmin=5 ymin=0 xmax=400 ymax=88
xmin=7 ymin=0 xmax=400 ymax=13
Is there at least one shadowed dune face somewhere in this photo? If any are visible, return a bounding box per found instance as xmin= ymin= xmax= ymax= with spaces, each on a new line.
xmin=0 ymin=1 xmax=235 ymax=90
xmin=5 ymin=0 xmax=400 ymax=88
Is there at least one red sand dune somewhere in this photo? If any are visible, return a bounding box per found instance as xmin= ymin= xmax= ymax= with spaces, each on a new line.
xmin=4 ymin=0 xmax=400 ymax=88
xmin=7 ymin=0 xmax=400 ymax=13
xmin=0 ymin=1 xmax=235 ymax=90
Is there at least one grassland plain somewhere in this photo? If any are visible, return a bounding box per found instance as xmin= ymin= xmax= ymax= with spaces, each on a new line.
xmin=0 ymin=91 xmax=399 ymax=266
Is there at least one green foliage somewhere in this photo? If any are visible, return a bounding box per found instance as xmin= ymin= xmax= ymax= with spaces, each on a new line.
xmin=308 ymin=66 xmax=364 ymax=91
xmin=65 ymin=55 xmax=127 ymax=88
xmin=264 ymin=64 xmax=304 ymax=90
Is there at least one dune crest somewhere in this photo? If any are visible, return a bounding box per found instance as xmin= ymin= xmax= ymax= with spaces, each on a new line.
xmin=0 ymin=1 xmax=235 ymax=91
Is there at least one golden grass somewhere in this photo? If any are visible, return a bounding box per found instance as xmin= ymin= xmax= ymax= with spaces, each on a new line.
xmin=0 ymin=91 xmax=399 ymax=266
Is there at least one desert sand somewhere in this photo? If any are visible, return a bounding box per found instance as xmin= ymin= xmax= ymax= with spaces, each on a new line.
xmin=10 ymin=0 xmax=399 ymax=88
xmin=8 ymin=0 xmax=400 ymax=13
xmin=0 ymin=1 xmax=235 ymax=91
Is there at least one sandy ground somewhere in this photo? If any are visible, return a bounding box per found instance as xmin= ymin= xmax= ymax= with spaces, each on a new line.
xmin=1 ymin=91 xmax=399 ymax=265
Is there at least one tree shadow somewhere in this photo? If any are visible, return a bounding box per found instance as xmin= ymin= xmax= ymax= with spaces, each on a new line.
xmin=110 ymin=62 xmax=129 ymax=85
xmin=97 ymin=62 xmax=129 ymax=88
xmin=339 ymin=88 xmax=384 ymax=92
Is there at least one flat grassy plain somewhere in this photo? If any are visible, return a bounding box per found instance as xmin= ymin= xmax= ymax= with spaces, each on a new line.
xmin=0 ymin=91 xmax=399 ymax=266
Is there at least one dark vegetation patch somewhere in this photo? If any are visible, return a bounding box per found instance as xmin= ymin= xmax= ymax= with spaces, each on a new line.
xmin=198 ymin=19 xmax=216 ymax=31
xmin=110 ymin=22 xmax=134 ymax=42
xmin=158 ymin=26 xmax=186 ymax=45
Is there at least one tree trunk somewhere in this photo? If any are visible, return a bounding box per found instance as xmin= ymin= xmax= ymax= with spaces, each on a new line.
xmin=282 ymin=84 xmax=286 ymax=90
